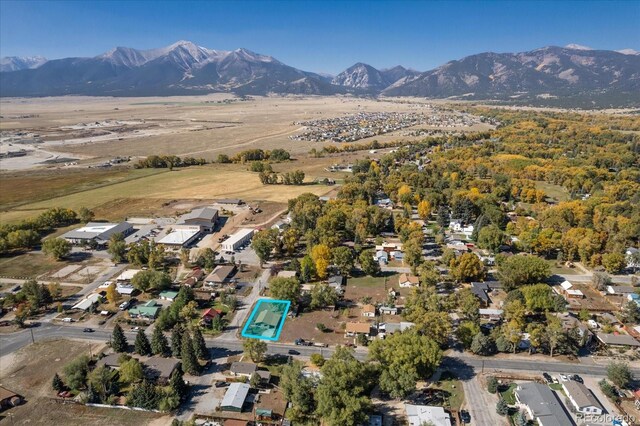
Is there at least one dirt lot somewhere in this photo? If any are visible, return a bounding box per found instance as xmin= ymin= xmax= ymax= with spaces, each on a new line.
xmin=565 ymin=283 xmax=618 ymax=312
xmin=279 ymin=308 xmax=370 ymax=345
xmin=0 ymin=339 xmax=169 ymax=425
xmin=0 ymin=253 xmax=64 ymax=278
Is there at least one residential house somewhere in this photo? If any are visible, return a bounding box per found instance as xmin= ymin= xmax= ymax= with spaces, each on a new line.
xmin=72 ymin=293 xmax=103 ymax=311
xmin=96 ymin=353 xmax=121 ymax=369
xmin=562 ymin=380 xmax=605 ymax=415
xmin=596 ymin=333 xmax=640 ymax=348
xmin=479 ymin=308 xmax=503 ymax=321
xmin=398 ymin=273 xmax=419 ymax=288
xmin=201 ymin=308 xmax=222 ymax=325
xmin=559 ymin=281 xmax=584 ymax=299
xmin=345 ymin=322 xmax=372 ymax=337
xmin=470 ymin=281 xmax=502 ymax=307
xmin=515 ymin=382 xmax=574 ymax=426
xmin=116 ymin=269 xmax=143 ymax=283
xmin=327 ymin=275 xmax=345 ymax=287
xmin=159 ymin=290 xmax=178 ymax=301
xmin=555 ymin=313 xmax=593 ymax=347
xmin=230 ymin=362 xmax=257 ymax=378
xmin=627 ymin=293 xmax=640 ymax=308
xmin=405 ymin=404 xmax=452 ymax=426
xmin=193 ymin=289 xmax=215 ymax=304
xmin=144 ymin=357 xmax=180 ymax=384
xmin=204 ymin=265 xmax=236 ymax=286
xmin=176 ymin=207 xmax=218 ymax=232
xmin=379 ymin=306 xmax=398 ymax=315
xmin=449 ymin=220 xmax=474 ymax=237
xmin=220 ymin=382 xmax=250 ymax=412
xmin=378 ymin=322 xmax=414 ymax=336
xmin=277 ymin=270 xmax=297 ymax=279
xmin=607 ymin=285 xmax=635 ymax=296
xmin=116 ymin=284 xmax=135 ymax=295
xmin=375 ymin=250 xmax=389 ymax=264
xmin=626 ymin=247 xmax=639 ymax=270
xmin=362 ymin=304 xmax=376 ymax=317
xmin=128 ymin=300 xmax=161 ymax=319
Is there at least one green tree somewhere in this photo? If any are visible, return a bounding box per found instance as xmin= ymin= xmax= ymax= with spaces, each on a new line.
xmin=88 ymin=365 xmax=117 ymax=403
xmin=179 ymin=248 xmax=191 ymax=267
xmin=456 ymin=321 xmax=481 ymax=349
xmin=151 ymin=327 xmax=170 ymax=356
xmin=470 ymin=332 xmax=496 ymax=356
xmin=458 ymin=288 xmax=480 ymax=323
xmin=252 ymin=230 xmax=275 ymax=265
xmin=171 ymin=325 xmax=184 ymax=358
xmin=42 ymin=238 xmax=71 ymax=260
xmin=310 ymin=353 xmax=325 ymax=367
xmin=316 ymin=347 xmax=372 ymax=426
xmin=620 ymin=300 xmax=640 ymax=324
xmin=21 ymin=279 xmax=53 ymax=312
xmin=250 ymin=372 xmax=261 ymax=388
xmin=52 ymin=373 xmax=65 ymax=392
xmin=332 ymin=246 xmax=355 ymax=276
xmin=180 ymin=334 xmax=200 ymax=376
xmin=119 ymin=357 xmax=144 ymax=384
xmin=78 ymin=206 xmax=95 ymax=223
xmin=169 ymin=368 xmax=188 ymax=400
xmin=487 ymin=376 xmax=499 ymax=393
xmin=131 ymin=270 xmax=171 ymax=293
xmin=280 ymin=362 xmax=315 ymax=415
xmin=359 ymin=249 xmax=381 ymax=276
xmin=497 ymin=255 xmax=550 ymax=291
xmin=243 ymin=339 xmax=267 ymax=363
xmin=192 ymin=327 xmax=208 ymax=360
xmin=496 ymin=399 xmax=509 ymax=416
xmin=127 ymin=380 xmax=160 ymax=410
xmin=269 ymin=277 xmax=301 ymax=305
xmin=545 ymin=314 xmax=564 ymax=358
xmin=602 ymin=252 xmax=626 ymax=274
xmin=196 ymin=247 xmax=216 ymax=270
xmin=450 ymin=253 xmax=485 ymax=282
xmin=311 ymin=244 xmax=332 ymax=279
xmin=369 ymin=329 xmax=442 ymax=399
xmin=111 ymin=324 xmax=128 ymax=353
xmin=107 ymin=233 xmax=127 ymax=263
xmin=607 ymin=361 xmax=632 ymax=389
xmin=63 ymin=355 xmax=90 ymax=390
xmin=310 ymin=282 xmax=338 ymax=309
xmin=300 ymin=255 xmax=316 ymax=282
xmin=134 ymin=329 xmax=152 ymax=356
xmin=514 ymin=411 xmax=528 ymax=426
xmin=477 ymin=225 xmax=506 ymax=253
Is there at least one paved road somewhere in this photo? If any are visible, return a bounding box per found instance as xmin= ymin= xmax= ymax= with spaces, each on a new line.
xmin=460 ymin=370 xmax=506 ymax=426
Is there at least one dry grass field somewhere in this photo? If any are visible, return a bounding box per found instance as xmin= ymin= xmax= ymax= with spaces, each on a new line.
xmin=0 ymin=339 xmax=168 ymax=425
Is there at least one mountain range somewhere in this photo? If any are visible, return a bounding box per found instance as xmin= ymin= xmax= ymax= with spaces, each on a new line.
xmin=1 ymin=41 xmax=639 ymax=106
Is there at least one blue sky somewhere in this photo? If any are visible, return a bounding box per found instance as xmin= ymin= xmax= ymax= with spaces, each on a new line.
xmin=1 ymin=0 xmax=638 ymax=74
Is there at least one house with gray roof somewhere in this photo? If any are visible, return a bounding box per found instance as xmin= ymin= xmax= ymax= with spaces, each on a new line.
xmin=515 ymin=382 xmax=575 ymax=426
xmin=596 ymin=332 xmax=640 ymax=348
xmin=562 ymin=380 xmax=604 ymax=415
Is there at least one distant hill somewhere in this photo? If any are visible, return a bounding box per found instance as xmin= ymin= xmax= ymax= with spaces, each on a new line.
xmin=2 ymin=41 xmax=638 ymax=106
xmin=0 ymin=56 xmax=47 ymax=72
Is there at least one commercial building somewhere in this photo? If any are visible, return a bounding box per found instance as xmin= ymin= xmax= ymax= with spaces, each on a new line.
xmin=158 ymin=227 xmax=200 ymax=248
xmin=72 ymin=293 xmax=102 ymax=311
xmin=221 ymin=228 xmax=254 ymax=252
xmin=176 ymin=207 xmax=218 ymax=232
xmin=204 ymin=265 xmax=236 ymax=286
xmin=61 ymin=222 xmax=133 ymax=245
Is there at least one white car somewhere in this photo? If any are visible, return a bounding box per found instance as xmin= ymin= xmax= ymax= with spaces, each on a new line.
xmin=559 ymin=374 xmax=569 ymax=381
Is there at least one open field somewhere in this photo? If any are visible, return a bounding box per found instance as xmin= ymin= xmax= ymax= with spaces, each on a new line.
xmin=1 ymin=95 xmax=492 ymax=169
xmin=0 ymin=339 xmax=168 ymax=425
xmin=0 ymin=253 xmax=64 ymax=278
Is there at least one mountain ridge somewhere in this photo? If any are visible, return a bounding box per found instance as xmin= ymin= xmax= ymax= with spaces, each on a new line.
xmin=2 ymin=41 xmax=638 ymax=106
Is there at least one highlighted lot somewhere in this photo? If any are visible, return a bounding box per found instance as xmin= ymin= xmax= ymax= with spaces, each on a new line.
xmin=241 ymin=299 xmax=290 ymax=341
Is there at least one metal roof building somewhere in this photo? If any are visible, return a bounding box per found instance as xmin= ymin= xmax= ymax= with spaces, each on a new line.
xmin=220 ymin=382 xmax=250 ymax=412
xmin=61 ymin=222 xmax=133 ymax=244
xmin=221 ymin=228 xmax=254 ymax=252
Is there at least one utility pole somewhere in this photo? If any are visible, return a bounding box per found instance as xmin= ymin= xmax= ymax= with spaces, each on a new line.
xmin=30 ymin=328 xmax=35 ymax=344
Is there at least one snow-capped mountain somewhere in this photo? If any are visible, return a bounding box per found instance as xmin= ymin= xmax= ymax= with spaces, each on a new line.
xmin=1 ymin=41 xmax=638 ymax=106
xmin=0 ymin=56 xmax=48 ymax=72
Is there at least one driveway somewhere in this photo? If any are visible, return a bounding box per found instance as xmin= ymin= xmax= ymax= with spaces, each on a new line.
xmin=461 ymin=374 xmax=507 ymax=426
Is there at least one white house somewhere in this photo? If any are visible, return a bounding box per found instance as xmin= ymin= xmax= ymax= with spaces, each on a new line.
xmin=72 ymin=293 xmax=102 ymax=311
xmin=405 ymin=404 xmax=451 ymax=426
xmin=116 ymin=284 xmax=135 ymax=295
xmin=626 ymin=247 xmax=639 ymax=270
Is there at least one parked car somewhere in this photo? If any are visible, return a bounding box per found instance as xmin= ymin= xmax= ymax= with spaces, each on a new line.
xmin=62 ymin=317 xmax=74 ymax=323
xmin=542 ymin=373 xmax=553 ymax=384
xmin=460 ymin=410 xmax=471 ymax=424
xmin=214 ymin=381 xmax=229 ymax=388
xmin=559 ymin=374 xmax=569 ymax=382
xmin=288 ymin=349 xmax=300 ymax=355
xmin=131 ymin=326 xmax=140 ymax=331
xmin=571 ymin=374 xmax=583 ymax=383
xmin=83 ymin=328 xmax=94 ymax=333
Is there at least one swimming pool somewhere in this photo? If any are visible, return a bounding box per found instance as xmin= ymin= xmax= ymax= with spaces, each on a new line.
xmin=241 ymin=299 xmax=290 ymax=341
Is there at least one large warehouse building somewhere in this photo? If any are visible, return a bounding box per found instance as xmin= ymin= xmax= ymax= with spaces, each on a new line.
xmin=61 ymin=222 xmax=133 ymax=245
xmin=221 ymin=228 xmax=254 ymax=252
